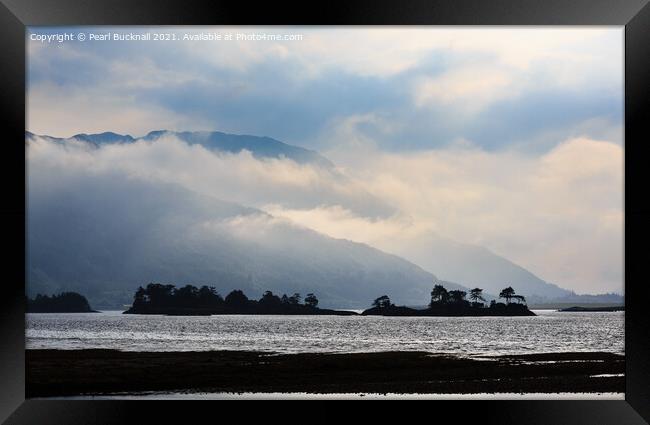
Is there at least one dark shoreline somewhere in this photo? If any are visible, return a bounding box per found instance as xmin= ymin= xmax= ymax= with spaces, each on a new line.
xmin=26 ymin=349 xmax=624 ymax=398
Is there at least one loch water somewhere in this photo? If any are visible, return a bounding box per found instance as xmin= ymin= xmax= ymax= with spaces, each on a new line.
xmin=26 ymin=310 xmax=624 ymax=355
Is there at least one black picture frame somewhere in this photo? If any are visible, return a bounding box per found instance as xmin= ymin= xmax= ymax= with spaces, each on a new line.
xmin=1 ymin=0 xmax=649 ymax=423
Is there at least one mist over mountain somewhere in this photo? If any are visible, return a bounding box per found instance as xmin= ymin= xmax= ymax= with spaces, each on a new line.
xmin=25 ymin=131 xmax=134 ymax=146
xmin=26 ymin=130 xmax=617 ymax=307
xmin=143 ymin=130 xmax=335 ymax=168
xmin=392 ymin=235 xmax=573 ymax=300
xmin=26 ymin=130 xmax=333 ymax=167
xmin=71 ymin=131 xmax=136 ymax=145
xmin=27 ymin=159 xmax=462 ymax=308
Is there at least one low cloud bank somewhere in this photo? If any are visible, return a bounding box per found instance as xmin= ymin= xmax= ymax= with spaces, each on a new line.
xmin=27 ymin=133 xmax=623 ymax=294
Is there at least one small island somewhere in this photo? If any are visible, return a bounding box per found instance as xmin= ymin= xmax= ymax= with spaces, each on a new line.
xmin=123 ymin=283 xmax=534 ymax=317
xmin=559 ymin=305 xmax=624 ymax=312
xmin=123 ymin=283 xmax=357 ymax=316
xmin=27 ymin=292 xmax=97 ymax=313
xmin=362 ymin=285 xmax=535 ymax=317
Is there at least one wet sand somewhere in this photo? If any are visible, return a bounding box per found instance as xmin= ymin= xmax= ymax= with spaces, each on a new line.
xmin=26 ymin=349 xmax=624 ymax=398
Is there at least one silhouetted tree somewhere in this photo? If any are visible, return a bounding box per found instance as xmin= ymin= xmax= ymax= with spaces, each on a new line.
xmin=259 ymin=291 xmax=282 ymax=307
xmin=27 ymin=292 xmax=93 ymax=313
xmin=512 ymin=294 xmax=526 ymax=304
xmin=372 ymin=295 xmax=392 ymax=309
xmin=449 ymin=290 xmax=467 ymax=303
xmin=126 ymin=285 xmax=332 ymax=315
xmin=469 ymin=288 xmax=485 ymax=304
xmin=499 ymin=287 xmax=516 ymax=304
xmin=175 ymin=285 xmax=199 ymax=307
xmin=430 ymin=284 xmax=449 ymax=306
xmin=145 ymin=283 xmax=175 ymax=307
xmin=304 ymin=293 xmax=319 ymax=308
xmin=133 ymin=286 xmax=147 ymax=308
xmin=225 ymin=289 xmax=249 ymax=309
xmin=197 ymin=286 xmax=223 ymax=307
xmin=288 ymin=293 xmax=301 ymax=305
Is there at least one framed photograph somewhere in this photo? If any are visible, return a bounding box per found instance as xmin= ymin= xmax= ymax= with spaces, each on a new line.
xmin=1 ymin=0 xmax=649 ymax=423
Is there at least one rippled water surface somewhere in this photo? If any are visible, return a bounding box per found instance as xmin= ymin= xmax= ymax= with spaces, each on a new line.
xmin=26 ymin=310 xmax=624 ymax=355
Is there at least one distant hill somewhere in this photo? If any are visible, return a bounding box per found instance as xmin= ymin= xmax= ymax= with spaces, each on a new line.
xmin=71 ymin=132 xmax=135 ymax=145
xmin=25 ymin=131 xmax=134 ymax=146
xmin=143 ymin=130 xmax=334 ymax=168
xmin=26 ymin=130 xmax=617 ymax=304
xmin=27 ymin=169 xmax=467 ymax=309
xmin=26 ymin=130 xmax=333 ymax=168
xmin=527 ymin=292 xmax=624 ymax=308
xmin=388 ymin=234 xmax=574 ymax=300
xmin=558 ymin=305 xmax=624 ymax=312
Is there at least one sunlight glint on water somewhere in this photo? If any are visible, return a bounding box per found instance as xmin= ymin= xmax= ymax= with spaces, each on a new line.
xmin=26 ymin=310 xmax=624 ymax=355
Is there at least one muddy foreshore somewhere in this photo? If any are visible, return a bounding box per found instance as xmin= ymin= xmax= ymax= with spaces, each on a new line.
xmin=26 ymin=349 xmax=624 ymax=398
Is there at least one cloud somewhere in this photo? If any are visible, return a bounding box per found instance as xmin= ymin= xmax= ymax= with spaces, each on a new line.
xmin=413 ymin=64 xmax=519 ymax=113
xmin=25 ymin=27 xmax=623 ymax=294
xmin=27 ymin=82 xmax=212 ymax=138
xmin=26 ymin=134 xmax=392 ymax=217
xmin=27 ymin=27 xmax=622 ymax=152
xmin=28 ymin=133 xmax=623 ymax=294
xmin=188 ymin=27 xmax=620 ymax=80
xmin=270 ymin=138 xmax=624 ymax=294
xmin=409 ymin=28 xmax=623 ymax=116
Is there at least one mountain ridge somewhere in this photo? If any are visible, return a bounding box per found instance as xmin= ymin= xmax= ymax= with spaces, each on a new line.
xmin=26 ymin=130 xmax=617 ymax=302
xmin=26 ymin=130 xmax=333 ymax=168
xmin=26 ymin=169 xmax=470 ymax=309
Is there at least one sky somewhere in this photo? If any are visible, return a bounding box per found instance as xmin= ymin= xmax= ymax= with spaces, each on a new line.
xmin=26 ymin=27 xmax=624 ymax=294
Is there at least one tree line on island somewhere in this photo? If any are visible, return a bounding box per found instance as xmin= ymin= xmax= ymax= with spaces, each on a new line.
xmin=26 ymin=292 xmax=96 ymax=313
xmin=124 ymin=282 xmax=533 ymax=316
xmin=25 ymin=283 xmax=534 ymax=316
xmin=123 ymin=283 xmax=356 ymax=316
xmin=364 ymin=285 xmax=535 ymax=316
